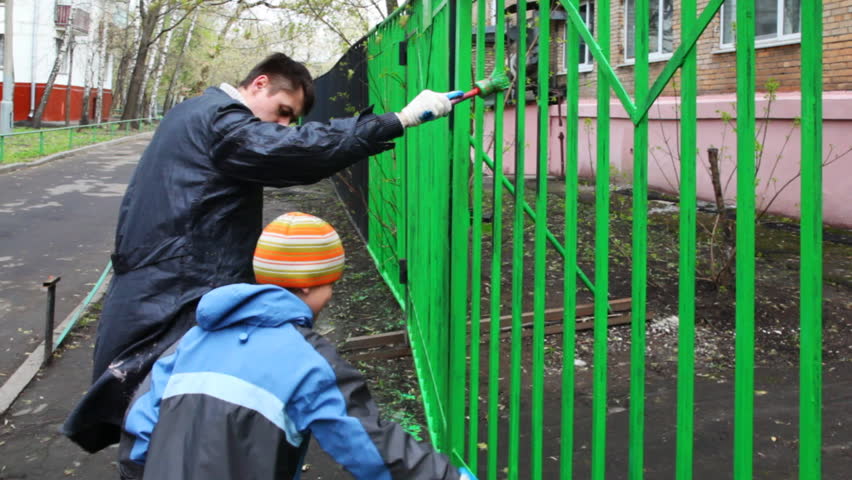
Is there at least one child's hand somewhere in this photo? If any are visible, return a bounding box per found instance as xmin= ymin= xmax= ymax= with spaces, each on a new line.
xmin=459 ymin=466 xmax=478 ymax=480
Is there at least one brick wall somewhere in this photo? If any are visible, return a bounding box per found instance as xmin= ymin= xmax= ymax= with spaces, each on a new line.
xmin=540 ymin=0 xmax=852 ymax=97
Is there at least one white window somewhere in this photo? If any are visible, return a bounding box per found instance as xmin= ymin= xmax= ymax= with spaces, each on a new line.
xmin=561 ymin=2 xmax=594 ymax=73
xmin=721 ymin=0 xmax=800 ymax=47
xmin=625 ymin=0 xmax=674 ymax=61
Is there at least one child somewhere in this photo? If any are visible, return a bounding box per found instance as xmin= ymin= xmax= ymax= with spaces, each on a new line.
xmin=119 ymin=212 xmax=475 ymax=480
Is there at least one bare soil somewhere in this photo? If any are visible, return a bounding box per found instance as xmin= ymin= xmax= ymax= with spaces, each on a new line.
xmin=271 ymin=177 xmax=852 ymax=478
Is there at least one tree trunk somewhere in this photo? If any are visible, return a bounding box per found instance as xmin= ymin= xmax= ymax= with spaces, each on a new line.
xmin=163 ymin=12 xmax=197 ymax=113
xmin=80 ymin=2 xmax=104 ymax=125
xmin=135 ymin=13 xmax=165 ymax=119
xmin=65 ymin=38 xmax=75 ymax=126
xmin=121 ymin=0 xmax=164 ymax=121
xmin=95 ymin=17 xmax=109 ymax=123
xmin=33 ymin=2 xmax=76 ymax=129
xmin=148 ymin=15 xmax=174 ymax=119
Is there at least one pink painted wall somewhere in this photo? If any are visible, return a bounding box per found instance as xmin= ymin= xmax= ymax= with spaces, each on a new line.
xmin=483 ymin=91 xmax=852 ymax=228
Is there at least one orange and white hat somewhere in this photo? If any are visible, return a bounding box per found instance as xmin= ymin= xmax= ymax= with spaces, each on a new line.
xmin=253 ymin=212 xmax=345 ymax=288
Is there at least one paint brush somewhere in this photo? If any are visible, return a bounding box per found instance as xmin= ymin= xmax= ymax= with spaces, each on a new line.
xmin=451 ymin=69 xmax=512 ymax=104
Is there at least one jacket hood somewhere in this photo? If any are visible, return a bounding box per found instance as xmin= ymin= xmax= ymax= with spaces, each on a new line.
xmin=196 ymin=283 xmax=314 ymax=332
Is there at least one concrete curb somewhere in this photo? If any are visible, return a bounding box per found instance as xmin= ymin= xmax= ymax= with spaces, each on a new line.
xmin=0 ymin=131 xmax=154 ymax=175
xmin=0 ymin=271 xmax=112 ymax=415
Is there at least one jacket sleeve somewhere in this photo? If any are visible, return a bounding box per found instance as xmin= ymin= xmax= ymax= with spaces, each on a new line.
xmin=289 ymin=328 xmax=461 ymax=480
xmin=119 ymin=343 xmax=180 ymax=472
xmin=209 ymin=104 xmax=403 ymax=187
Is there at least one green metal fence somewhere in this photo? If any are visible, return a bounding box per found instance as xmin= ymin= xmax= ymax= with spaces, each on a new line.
xmin=0 ymin=118 xmax=160 ymax=165
xmin=363 ymin=0 xmax=823 ymax=478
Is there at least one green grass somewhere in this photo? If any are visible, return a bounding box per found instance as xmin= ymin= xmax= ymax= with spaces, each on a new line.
xmin=0 ymin=121 xmax=159 ymax=165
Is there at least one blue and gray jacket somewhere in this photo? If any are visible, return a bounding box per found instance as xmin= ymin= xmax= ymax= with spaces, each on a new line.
xmin=119 ymin=283 xmax=469 ymax=480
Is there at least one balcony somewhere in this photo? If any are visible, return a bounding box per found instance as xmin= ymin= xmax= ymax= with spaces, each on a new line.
xmin=54 ymin=4 xmax=91 ymax=35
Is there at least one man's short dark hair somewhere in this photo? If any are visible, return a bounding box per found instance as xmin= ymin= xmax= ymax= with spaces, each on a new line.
xmin=240 ymin=53 xmax=315 ymax=116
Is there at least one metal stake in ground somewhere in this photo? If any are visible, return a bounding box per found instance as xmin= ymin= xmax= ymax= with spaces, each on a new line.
xmin=42 ymin=276 xmax=61 ymax=366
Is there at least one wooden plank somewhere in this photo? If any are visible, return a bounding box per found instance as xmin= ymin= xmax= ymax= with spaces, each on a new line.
xmin=478 ymin=297 xmax=632 ymax=335
xmin=347 ymin=346 xmax=412 ymax=362
xmin=339 ymin=298 xmax=634 ymax=353
xmin=340 ymin=329 xmax=406 ymax=352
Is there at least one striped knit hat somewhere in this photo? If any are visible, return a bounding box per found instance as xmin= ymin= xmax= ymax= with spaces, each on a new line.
xmin=253 ymin=212 xmax=345 ymax=288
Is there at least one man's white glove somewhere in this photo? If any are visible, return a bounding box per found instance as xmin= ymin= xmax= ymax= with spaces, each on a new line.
xmin=396 ymin=89 xmax=463 ymax=128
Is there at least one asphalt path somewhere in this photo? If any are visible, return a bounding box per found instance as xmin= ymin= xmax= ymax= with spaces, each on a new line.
xmin=0 ymin=135 xmax=151 ymax=377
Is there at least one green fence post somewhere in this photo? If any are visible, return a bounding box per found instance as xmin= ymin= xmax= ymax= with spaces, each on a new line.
xmin=467 ymin=0 xmax=488 ymax=472
xmin=531 ymin=1 xmax=550 ymax=478
xmin=561 ymin=1 xmax=581 ymax=478
xmin=734 ymin=0 xmax=756 ymax=478
xmin=592 ymin=0 xmax=612 ymax=478
xmin=508 ymin=0 xmax=528 ymax=477
xmin=450 ymin=0 xmax=473 ymax=461
xmin=488 ymin=1 xmax=507 ymax=478
xmin=800 ymin=1 xmax=823 ymax=479
xmin=630 ymin=0 xmax=649 ymax=478
xmin=0 ymin=135 xmax=5 ymax=163
xmin=677 ymin=0 xmax=698 ymax=478
xmin=39 ymin=131 xmax=45 ymax=155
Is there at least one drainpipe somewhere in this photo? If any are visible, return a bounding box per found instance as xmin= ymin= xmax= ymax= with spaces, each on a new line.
xmin=28 ymin=0 xmax=37 ymax=118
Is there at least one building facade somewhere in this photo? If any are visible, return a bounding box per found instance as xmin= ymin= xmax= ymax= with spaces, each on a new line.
xmin=1 ymin=0 xmax=114 ymax=123
xmin=481 ymin=0 xmax=852 ymax=227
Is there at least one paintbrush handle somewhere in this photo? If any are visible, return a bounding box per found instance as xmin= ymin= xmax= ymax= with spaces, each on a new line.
xmin=451 ymin=87 xmax=481 ymax=104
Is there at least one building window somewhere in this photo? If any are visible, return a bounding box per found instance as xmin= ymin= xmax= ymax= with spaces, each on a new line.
xmin=721 ymin=0 xmax=800 ymax=47
xmin=561 ymin=2 xmax=594 ymax=73
xmin=0 ymin=35 xmax=4 ymax=69
xmin=625 ymin=0 xmax=674 ymax=61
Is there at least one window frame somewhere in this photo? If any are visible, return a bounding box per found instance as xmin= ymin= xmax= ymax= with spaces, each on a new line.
xmin=624 ymin=0 xmax=675 ymax=63
xmin=719 ymin=0 xmax=801 ymax=50
xmin=559 ymin=1 xmax=595 ymax=74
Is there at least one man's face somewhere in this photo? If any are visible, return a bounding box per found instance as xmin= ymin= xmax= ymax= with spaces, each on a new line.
xmin=242 ymin=75 xmax=305 ymax=126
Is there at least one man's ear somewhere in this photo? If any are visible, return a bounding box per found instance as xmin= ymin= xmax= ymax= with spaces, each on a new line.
xmin=251 ymin=74 xmax=270 ymax=92
xmin=297 ymin=286 xmax=312 ymax=296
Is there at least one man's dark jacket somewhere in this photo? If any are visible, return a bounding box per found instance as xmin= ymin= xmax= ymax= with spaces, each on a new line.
xmin=62 ymin=87 xmax=403 ymax=452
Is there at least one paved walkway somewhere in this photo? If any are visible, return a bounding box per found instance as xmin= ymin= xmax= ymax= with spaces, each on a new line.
xmin=0 ymin=136 xmax=150 ymax=377
xmin=0 ymin=139 xmax=355 ymax=478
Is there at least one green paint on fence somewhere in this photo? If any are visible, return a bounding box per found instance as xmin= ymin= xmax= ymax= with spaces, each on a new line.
xmin=358 ymin=1 xmax=825 ymax=478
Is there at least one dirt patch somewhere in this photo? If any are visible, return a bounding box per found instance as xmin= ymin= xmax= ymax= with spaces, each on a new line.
xmin=466 ymin=178 xmax=852 ymax=478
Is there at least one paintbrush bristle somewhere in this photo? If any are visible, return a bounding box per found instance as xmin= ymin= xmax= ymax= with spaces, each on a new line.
xmin=475 ymin=69 xmax=512 ymax=96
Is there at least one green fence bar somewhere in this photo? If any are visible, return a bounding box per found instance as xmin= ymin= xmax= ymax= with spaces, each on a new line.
xmin=354 ymin=1 xmax=826 ymax=477
xmin=488 ymin=1 xmax=507 ymax=477
xmin=734 ymin=0 xmax=756 ymax=477
xmin=531 ymin=1 xmax=550 ymax=478
xmin=592 ymin=0 xmax=611 ymax=478
xmin=800 ymin=1 xmax=823 ymax=479
xmin=629 ymin=0 xmax=649 ymax=478
xmin=508 ymin=0 xmax=528 ymax=477
xmin=449 ymin=0 xmax=473 ymax=461
xmin=676 ymin=0 xmax=698 ymax=478
xmin=467 ymin=0 xmax=487 ymax=471
xmin=561 ymin=1 xmax=581 ymax=477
